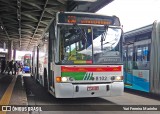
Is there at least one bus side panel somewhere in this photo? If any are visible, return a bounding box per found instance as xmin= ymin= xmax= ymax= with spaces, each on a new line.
xmin=32 ymin=46 xmax=38 ymax=80
xmin=124 ymin=27 xmax=151 ymax=93
xmin=124 ymin=70 xmax=150 ymax=92
xmin=38 ymin=43 xmax=49 ymax=88
xmin=150 ymin=21 xmax=160 ymax=95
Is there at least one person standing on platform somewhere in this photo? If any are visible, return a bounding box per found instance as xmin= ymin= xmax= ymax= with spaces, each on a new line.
xmin=8 ymin=60 xmax=13 ymax=75
xmin=1 ymin=59 xmax=6 ymax=74
xmin=13 ymin=61 xmax=18 ymax=75
xmin=5 ymin=61 xmax=9 ymax=73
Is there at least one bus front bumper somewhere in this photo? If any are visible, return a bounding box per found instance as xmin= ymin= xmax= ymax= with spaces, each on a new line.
xmin=55 ymin=82 xmax=124 ymax=98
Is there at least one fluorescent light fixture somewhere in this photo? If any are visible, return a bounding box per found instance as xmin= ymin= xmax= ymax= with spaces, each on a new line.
xmin=3 ymin=42 xmax=6 ymax=51
xmin=1 ymin=26 xmax=3 ymax=30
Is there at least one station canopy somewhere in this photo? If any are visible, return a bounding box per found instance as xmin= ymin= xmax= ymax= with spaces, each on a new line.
xmin=0 ymin=0 xmax=113 ymax=51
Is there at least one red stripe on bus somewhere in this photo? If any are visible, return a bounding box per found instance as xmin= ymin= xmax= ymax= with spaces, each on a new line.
xmin=61 ymin=66 xmax=121 ymax=72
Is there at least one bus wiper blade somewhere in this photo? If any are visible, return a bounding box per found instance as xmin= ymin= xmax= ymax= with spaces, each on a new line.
xmin=101 ymin=25 xmax=109 ymax=42
xmin=103 ymin=42 xmax=116 ymax=52
xmin=74 ymin=23 xmax=88 ymax=49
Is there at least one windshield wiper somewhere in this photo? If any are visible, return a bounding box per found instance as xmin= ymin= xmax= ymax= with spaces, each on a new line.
xmin=101 ymin=25 xmax=108 ymax=42
xmin=102 ymin=42 xmax=116 ymax=52
xmin=74 ymin=23 xmax=88 ymax=49
xmin=100 ymin=25 xmax=109 ymax=50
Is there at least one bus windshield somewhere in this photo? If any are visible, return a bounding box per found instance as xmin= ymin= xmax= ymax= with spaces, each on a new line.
xmin=58 ymin=25 xmax=122 ymax=65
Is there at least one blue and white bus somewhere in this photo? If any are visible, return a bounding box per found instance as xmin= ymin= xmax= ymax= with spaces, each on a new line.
xmin=123 ymin=20 xmax=160 ymax=95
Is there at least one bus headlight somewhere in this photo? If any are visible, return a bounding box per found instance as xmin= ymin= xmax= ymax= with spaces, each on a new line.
xmin=115 ymin=76 xmax=123 ymax=81
xmin=56 ymin=77 xmax=75 ymax=82
xmin=61 ymin=77 xmax=68 ymax=82
xmin=111 ymin=76 xmax=123 ymax=81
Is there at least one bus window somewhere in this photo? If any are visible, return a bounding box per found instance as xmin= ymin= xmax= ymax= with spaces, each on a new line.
xmin=142 ymin=46 xmax=148 ymax=61
xmin=60 ymin=26 xmax=93 ymax=64
xmin=127 ymin=46 xmax=133 ymax=72
xmin=142 ymin=45 xmax=150 ymax=69
xmin=123 ymin=47 xmax=127 ymax=61
xmin=135 ymin=45 xmax=149 ymax=70
xmin=136 ymin=47 xmax=142 ymax=61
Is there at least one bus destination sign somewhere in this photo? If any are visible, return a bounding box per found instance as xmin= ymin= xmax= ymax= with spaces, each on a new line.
xmin=58 ymin=12 xmax=115 ymax=25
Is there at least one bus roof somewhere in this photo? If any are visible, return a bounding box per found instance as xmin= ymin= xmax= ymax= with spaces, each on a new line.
xmin=124 ymin=24 xmax=153 ymax=38
xmin=124 ymin=24 xmax=153 ymax=44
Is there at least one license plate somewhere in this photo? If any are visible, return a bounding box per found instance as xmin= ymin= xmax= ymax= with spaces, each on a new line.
xmin=87 ymin=86 xmax=99 ymax=91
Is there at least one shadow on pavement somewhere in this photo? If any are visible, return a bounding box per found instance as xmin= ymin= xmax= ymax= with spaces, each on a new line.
xmin=23 ymin=76 xmax=116 ymax=105
xmin=124 ymin=88 xmax=160 ymax=101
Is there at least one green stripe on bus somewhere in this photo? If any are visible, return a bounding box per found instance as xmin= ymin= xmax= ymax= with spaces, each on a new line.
xmin=61 ymin=72 xmax=86 ymax=80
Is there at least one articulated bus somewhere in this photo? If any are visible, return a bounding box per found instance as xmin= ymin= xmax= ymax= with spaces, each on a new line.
xmin=123 ymin=20 xmax=160 ymax=95
xmin=32 ymin=12 xmax=124 ymax=98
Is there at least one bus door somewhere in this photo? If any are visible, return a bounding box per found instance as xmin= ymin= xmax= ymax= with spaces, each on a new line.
xmin=48 ymin=22 xmax=55 ymax=92
xmin=125 ymin=44 xmax=134 ymax=86
xmin=133 ymin=40 xmax=150 ymax=92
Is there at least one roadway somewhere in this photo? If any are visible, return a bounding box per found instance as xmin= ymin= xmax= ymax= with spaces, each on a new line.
xmin=0 ymin=73 xmax=160 ymax=114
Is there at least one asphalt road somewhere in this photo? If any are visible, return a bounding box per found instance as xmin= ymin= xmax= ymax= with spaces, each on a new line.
xmin=23 ymin=76 xmax=160 ymax=114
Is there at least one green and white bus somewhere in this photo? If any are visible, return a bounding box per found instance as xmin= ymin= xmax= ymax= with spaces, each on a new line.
xmin=32 ymin=12 xmax=124 ymax=98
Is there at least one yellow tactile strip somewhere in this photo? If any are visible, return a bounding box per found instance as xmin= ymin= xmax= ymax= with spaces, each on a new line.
xmin=0 ymin=75 xmax=29 ymax=114
xmin=0 ymin=76 xmax=17 ymax=114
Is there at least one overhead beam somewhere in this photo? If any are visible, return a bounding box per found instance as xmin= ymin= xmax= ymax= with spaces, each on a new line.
xmin=0 ymin=18 xmax=10 ymax=40
xmin=17 ymin=0 xmax=22 ymax=47
xmin=22 ymin=0 xmax=43 ymax=10
xmin=22 ymin=13 xmax=38 ymax=22
xmin=2 ymin=17 xmax=18 ymax=23
xmin=37 ymin=17 xmax=55 ymax=46
xmin=22 ymin=23 xmax=36 ymax=29
xmin=0 ymin=0 xmax=17 ymax=9
xmin=27 ymin=0 xmax=49 ymax=49
xmin=22 ymin=0 xmax=45 ymax=6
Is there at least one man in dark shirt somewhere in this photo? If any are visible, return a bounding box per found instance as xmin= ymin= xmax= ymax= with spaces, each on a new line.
xmin=13 ymin=61 xmax=18 ymax=75
xmin=8 ymin=60 xmax=13 ymax=75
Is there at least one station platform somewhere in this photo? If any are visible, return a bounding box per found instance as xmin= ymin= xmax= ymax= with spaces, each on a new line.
xmin=0 ymin=73 xmax=29 ymax=114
